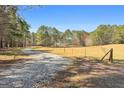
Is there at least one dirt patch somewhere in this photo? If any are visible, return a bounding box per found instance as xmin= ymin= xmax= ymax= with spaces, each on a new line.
xmin=37 ymin=57 xmax=124 ymax=88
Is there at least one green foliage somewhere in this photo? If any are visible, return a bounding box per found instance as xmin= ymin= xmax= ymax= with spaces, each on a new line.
xmin=90 ymin=24 xmax=124 ymax=45
xmin=62 ymin=29 xmax=73 ymax=45
xmin=36 ymin=25 xmax=51 ymax=46
xmin=0 ymin=5 xmax=31 ymax=48
xmin=35 ymin=26 xmax=88 ymax=47
xmin=112 ymin=25 xmax=124 ymax=43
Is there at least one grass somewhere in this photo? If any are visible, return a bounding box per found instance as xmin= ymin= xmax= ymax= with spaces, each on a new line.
xmin=0 ymin=47 xmax=29 ymax=62
xmin=0 ymin=44 xmax=121 ymax=65
xmin=33 ymin=44 xmax=124 ymax=60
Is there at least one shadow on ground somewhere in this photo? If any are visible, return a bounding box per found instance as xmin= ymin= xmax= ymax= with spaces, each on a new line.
xmin=37 ymin=57 xmax=124 ymax=88
xmin=0 ymin=59 xmax=31 ymax=69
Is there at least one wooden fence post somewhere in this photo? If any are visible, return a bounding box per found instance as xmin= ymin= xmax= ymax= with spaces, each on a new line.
xmin=101 ymin=48 xmax=113 ymax=64
xmin=109 ymin=48 xmax=113 ymax=63
xmin=84 ymin=47 xmax=86 ymax=57
xmin=72 ymin=47 xmax=73 ymax=56
xmin=64 ymin=47 xmax=65 ymax=55
xmin=13 ymin=50 xmax=16 ymax=60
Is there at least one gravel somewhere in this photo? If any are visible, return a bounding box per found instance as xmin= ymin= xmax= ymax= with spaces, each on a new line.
xmin=0 ymin=49 xmax=72 ymax=88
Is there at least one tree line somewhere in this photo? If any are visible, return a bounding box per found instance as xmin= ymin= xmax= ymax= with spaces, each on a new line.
xmin=0 ymin=6 xmax=31 ymax=48
xmin=32 ymin=24 xmax=124 ymax=47
xmin=32 ymin=25 xmax=88 ymax=47
xmin=1 ymin=6 xmax=124 ymax=49
xmin=90 ymin=25 xmax=124 ymax=45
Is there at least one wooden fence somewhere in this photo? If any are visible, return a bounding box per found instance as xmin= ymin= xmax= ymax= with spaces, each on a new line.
xmin=100 ymin=48 xmax=113 ymax=63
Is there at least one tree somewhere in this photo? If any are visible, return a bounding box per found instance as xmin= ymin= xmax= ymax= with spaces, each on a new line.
xmin=50 ymin=27 xmax=61 ymax=47
xmin=36 ymin=25 xmax=51 ymax=46
xmin=90 ymin=25 xmax=113 ymax=45
xmin=0 ymin=6 xmax=18 ymax=48
xmin=72 ymin=30 xmax=88 ymax=46
xmin=19 ymin=18 xmax=30 ymax=47
xmin=62 ymin=29 xmax=73 ymax=47
xmin=0 ymin=6 xmax=9 ymax=48
xmin=0 ymin=5 xmax=31 ymax=48
xmin=31 ymin=32 xmax=37 ymax=46
xmin=112 ymin=25 xmax=124 ymax=44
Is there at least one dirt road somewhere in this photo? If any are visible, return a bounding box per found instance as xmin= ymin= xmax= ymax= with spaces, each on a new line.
xmin=0 ymin=49 xmax=71 ymax=88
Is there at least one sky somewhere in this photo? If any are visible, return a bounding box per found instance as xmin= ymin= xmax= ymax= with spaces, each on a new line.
xmin=18 ymin=5 xmax=124 ymax=32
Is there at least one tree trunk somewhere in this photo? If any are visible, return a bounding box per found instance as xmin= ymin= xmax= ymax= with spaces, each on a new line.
xmin=0 ymin=37 xmax=2 ymax=48
xmin=7 ymin=41 xmax=10 ymax=48
xmin=2 ymin=37 xmax=5 ymax=48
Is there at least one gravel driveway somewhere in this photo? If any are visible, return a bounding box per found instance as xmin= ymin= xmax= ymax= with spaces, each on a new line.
xmin=0 ymin=49 xmax=71 ymax=88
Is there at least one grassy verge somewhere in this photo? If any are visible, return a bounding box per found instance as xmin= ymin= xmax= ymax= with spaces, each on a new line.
xmin=0 ymin=47 xmax=29 ymax=62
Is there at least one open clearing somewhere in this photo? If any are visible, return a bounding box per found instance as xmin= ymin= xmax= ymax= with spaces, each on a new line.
xmin=33 ymin=44 xmax=124 ymax=60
